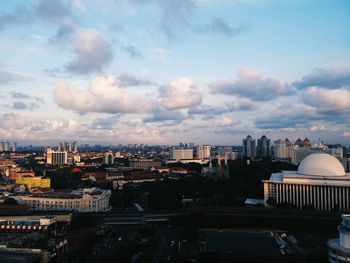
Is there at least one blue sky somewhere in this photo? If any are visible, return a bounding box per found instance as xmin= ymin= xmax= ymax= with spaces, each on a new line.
xmin=0 ymin=0 xmax=349 ymax=145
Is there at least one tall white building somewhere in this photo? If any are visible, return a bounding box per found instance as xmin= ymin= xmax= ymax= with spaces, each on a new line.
xmin=274 ymin=138 xmax=293 ymax=159
xmin=197 ymin=145 xmax=211 ymax=160
xmin=170 ymin=149 xmax=193 ymax=160
xmin=328 ymin=214 xmax=350 ymax=262
xmin=242 ymin=135 xmax=256 ymax=158
xmin=263 ymin=153 xmax=350 ymax=211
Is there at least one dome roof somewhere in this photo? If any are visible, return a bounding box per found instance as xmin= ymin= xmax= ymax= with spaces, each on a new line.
xmin=298 ymin=153 xmax=346 ymax=177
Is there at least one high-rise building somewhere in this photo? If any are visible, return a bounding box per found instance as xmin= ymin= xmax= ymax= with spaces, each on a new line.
xmin=242 ymin=135 xmax=256 ymax=158
xmin=170 ymin=149 xmax=193 ymax=160
xmin=197 ymin=145 xmax=211 ymax=160
xmin=274 ymin=138 xmax=293 ymax=159
xmin=257 ymin=135 xmax=271 ymax=158
xmin=46 ymin=148 xmax=68 ymax=165
xmin=4 ymin=142 xmax=10 ymax=151
xmin=104 ymin=151 xmax=114 ymax=165
xmin=72 ymin=141 xmax=78 ymax=153
xmin=0 ymin=142 xmax=4 ymax=152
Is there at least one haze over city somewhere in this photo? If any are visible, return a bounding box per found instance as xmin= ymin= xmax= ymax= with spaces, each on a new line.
xmin=1 ymin=0 xmax=350 ymax=145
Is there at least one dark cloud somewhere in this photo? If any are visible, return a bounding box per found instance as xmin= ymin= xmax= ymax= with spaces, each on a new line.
xmin=65 ymin=30 xmax=114 ymax=75
xmin=210 ymin=69 xmax=295 ymax=101
xmin=11 ymin=92 xmax=30 ymax=99
xmin=197 ymin=17 xmax=251 ymax=37
xmin=0 ymin=0 xmax=78 ymax=40
xmin=12 ymin=101 xmax=28 ymax=110
xmin=118 ymin=73 xmax=153 ymax=87
xmin=293 ymin=68 xmax=350 ymax=89
xmin=92 ymin=115 xmax=122 ymax=129
xmin=122 ymin=44 xmax=142 ymax=58
xmin=143 ymin=108 xmax=186 ymax=124
xmin=0 ymin=70 xmax=33 ymax=85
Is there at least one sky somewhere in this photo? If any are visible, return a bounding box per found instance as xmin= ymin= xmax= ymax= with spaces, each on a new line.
xmin=0 ymin=0 xmax=349 ymax=146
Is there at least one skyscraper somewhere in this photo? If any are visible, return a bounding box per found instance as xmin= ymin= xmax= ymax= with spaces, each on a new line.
xmin=242 ymin=135 xmax=256 ymax=158
xmin=257 ymin=135 xmax=271 ymax=158
xmin=274 ymin=138 xmax=292 ymax=159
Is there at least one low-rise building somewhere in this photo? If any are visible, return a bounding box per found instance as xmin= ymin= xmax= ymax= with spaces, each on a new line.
xmin=16 ymin=176 xmax=51 ymax=189
xmin=14 ymin=188 xmax=111 ymax=212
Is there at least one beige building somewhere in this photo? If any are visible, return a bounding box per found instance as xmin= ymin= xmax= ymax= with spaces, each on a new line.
xmin=15 ymin=188 xmax=111 ymax=212
xmin=263 ymin=154 xmax=350 ymax=211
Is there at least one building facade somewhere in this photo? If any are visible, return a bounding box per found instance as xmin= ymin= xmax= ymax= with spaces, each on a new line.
xmin=129 ymin=158 xmax=162 ymax=170
xmin=15 ymin=188 xmax=111 ymax=212
xmin=104 ymin=151 xmax=114 ymax=165
xmin=16 ymin=177 xmax=51 ymax=189
xmin=328 ymin=214 xmax=350 ymax=262
xmin=263 ymin=154 xmax=350 ymax=211
xmin=170 ymin=149 xmax=193 ymax=160
xmin=46 ymin=148 xmax=68 ymax=165
xmin=197 ymin=145 xmax=211 ymax=160
xmin=257 ymin=135 xmax=271 ymax=158
xmin=242 ymin=135 xmax=256 ymax=158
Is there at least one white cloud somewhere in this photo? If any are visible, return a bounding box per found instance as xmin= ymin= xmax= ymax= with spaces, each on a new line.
xmin=160 ymin=77 xmax=202 ymax=110
xmin=54 ymin=75 xmax=156 ymax=113
xmin=66 ymin=29 xmax=113 ymax=74
xmin=302 ymin=87 xmax=350 ymax=113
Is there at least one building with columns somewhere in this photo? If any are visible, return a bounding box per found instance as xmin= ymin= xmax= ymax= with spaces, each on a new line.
xmin=263 ymin=153 xmax=350 ymax=211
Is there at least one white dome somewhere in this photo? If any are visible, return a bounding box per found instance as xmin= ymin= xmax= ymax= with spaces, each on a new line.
xmin=298 ymin=153 xmax=346 ymax=177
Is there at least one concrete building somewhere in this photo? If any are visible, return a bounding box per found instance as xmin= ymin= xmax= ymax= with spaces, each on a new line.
xmin=197 ymin=145 xmax=211 ymax=160
xmin=328 ymin=214 xmax=350 ymax=263
xmin=257 ymin=135 xmax=271 ymax=158
xmin=129 ymin=158 xmax=162 ymax=170
xmin=16 ymin=177 xmax=51 ymax=189
xmin=274 ymin=138 xmax=293 ymax=159
xmin=263 ymin=153 xmax=350 ymax=211
xmin=104 ymin=151 xmax=114 ymax=165
xmin=242 ymin=135 xmax=256 ymax=158
xmin=46 ymin=148 xmax=68 ymax=165
xmin=15 ymin=188 xmax=111 ymax=212
xmin=170 ymin=149 xmax=193 ymax=160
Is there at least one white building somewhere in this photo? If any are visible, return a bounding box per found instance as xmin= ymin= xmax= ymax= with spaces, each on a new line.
xmin=170 ymin=149 xmax=193 ymax=160
xmin=15 ymin=188 xmax=111 ymax=212
xmin=46 ymin=148 xmax=68 ymax=165
xmin=242 ymin=135 xmax=256 ymax=158
xmin=328 ymin=214 xmax=350 ymax=262
xmin=197 ymin=145 xmax=211 ymax=160
xmin=263 ymin=153 xmax=350 ymax=211
xmin=274 ymin=138 xmax=293 ymax=159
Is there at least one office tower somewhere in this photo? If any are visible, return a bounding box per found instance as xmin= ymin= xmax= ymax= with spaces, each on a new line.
xmin=72 ymin=141 xmax=78 ymax=153
xmin=197 ymin=145 xmax=211 ymax=160
xmin=257 ymin=135 xmax=271 ymax=158
xmin=242 ymin=135 xmax=256 ymax=158
xmin=170 ymin=149 xmax=193 ymax=160
xmin=12 ymin=142 xmax=17 ymax=152
xmin=104 ymin=151 xmax=114 ymax=165
xmin=4 ymin=142 xmax=10 ymax=151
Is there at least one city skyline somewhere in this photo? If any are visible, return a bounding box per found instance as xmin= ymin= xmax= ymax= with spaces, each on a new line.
xmin=1 ymin=0 xmax=350 ymax=145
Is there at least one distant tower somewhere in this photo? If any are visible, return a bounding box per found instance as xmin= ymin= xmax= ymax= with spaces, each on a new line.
xmin=257 ymin=135 xmax=271 ymax=158
xmin=242 ymin=135 xmax=256 ymax=158
xmin=197 ymin=145 xmax=211 ymax=160
xmin=104 ymin=151 xmax=114 ymax=165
